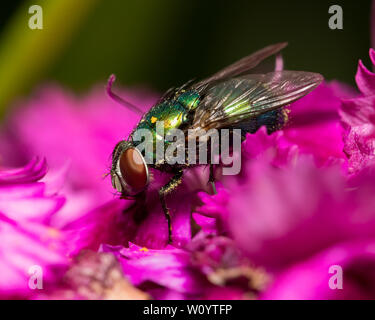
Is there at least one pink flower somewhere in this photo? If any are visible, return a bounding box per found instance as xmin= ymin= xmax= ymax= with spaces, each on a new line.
xmin=3 ymin=43 xmax=375 ymax=300
xmin=0 ymin=156 xmax=149 ymax=300
xmin=262 ymin=240 xmax=375 ymax=300
xmin=340 ymin=49 xmax=375 ymax=172
xmin=102 ymin=233 xmax=268 ymax=299
xmin=196 ymin=146 xmax=375 ymax=298
xmin=230 ymin=159 xmax=375 ymax=269
xmin=0 ymin=158 xmax=68 ymax=298
xmin=283 ymin=81 xmax=355 ymax=165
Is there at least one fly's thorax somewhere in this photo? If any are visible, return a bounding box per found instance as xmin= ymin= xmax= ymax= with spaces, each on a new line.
xmin=132 ymin=90 xmax=200 ymax=134
xmin=126 ymin=90 xmax=201 ymax=168
xmin=130 ymin=97 xmax=197 ymax=147
xmin=176 ymin=90 xmax=200 ymax=110
xmin=134 ymin=101 xmax=187 ymax=131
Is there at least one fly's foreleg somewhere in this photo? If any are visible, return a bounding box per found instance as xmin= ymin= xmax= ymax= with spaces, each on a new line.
xmin=159 ymin=170 xmax=183 ymax=243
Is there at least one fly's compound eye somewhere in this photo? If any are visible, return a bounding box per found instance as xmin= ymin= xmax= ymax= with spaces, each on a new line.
xmin=113 ymin=147 xmax=149 ymax=195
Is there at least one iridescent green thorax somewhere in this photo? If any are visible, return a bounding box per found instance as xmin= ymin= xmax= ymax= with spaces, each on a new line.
xmin=176 ymin=91 xmax=200 ymax=110
xmin=130 ymin=90 xmax=201 ymax=158
xmin=134 ymin=101 xmax=187 ymax=134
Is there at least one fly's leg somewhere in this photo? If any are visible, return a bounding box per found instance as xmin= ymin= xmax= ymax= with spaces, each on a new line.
xmin=159 ymin=170 xmax=183 ymax=243
xmin=209 ymin=164 xmax=217 ymax=195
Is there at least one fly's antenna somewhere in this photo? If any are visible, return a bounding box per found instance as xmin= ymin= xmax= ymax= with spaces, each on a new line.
xmin=106 ymin=74 xmax=144 ymax=115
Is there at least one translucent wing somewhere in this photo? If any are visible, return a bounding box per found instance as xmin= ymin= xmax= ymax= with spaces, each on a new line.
xmin=193 ymin=42 xmax=288 ymax=91
xmin=192 ymin=71 xmax=323 ymax=130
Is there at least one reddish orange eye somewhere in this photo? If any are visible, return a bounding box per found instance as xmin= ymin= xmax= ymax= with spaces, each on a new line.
xmin=119 ymin=148 xmax=148 ymax=194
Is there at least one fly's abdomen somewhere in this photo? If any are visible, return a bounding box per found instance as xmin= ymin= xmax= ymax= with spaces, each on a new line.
xmin=236 ymin=107 xmax=289 ymax=135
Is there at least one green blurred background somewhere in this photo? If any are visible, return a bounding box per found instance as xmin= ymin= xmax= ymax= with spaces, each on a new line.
xmin=0 ymin=0 xmax=372 ymax=115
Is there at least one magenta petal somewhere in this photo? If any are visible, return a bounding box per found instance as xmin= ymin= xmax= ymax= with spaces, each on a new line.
xmin=287 ymin=82 xmax=351 ymax=124
xmin=262 ymin=240 xmax=375 ymax=300
xmin=64 ymin=199 xmax=135 ymax=256
xmin=0 ymin=158 xmax=47 ymax=185
xmin=226 ymin=158 xmax=375 ymax=271
xmin=242 ymin=127 xmax=283 ymax=160
xmin=192 ymin=213 xmax=217 ymax=235
xmin=283 ymin=122 xmax=345 ymax=163
xmin=193 ymin=186 xmax=230 ymax=235
xmin=203 ymin=286 xmax=248 ymax=300
xmin=102 ymin=235 xmax=253 ymax=300
xmin=103 ymin=243 xmax=204 ymax=296
xmin=238 ymin=127 xmax=298 ymax=172
xmin=0 ymin=183 xmax=45 ymax=199
xmin=0 ymin=221 xmax=67 ymax=297
xmin=0 ymin=195 xmax=65 ymax=223
xmin=0 ymin=160 xmax=65 ymax=224
xmin=283 ymin=82 xmax=354 ymax=163
xmin=355 ymin=59 xmax=375 ymax=96
xmin=370 ymin=48 xmax=375 ymax=67
xmin=343 ymin=123 xmax=375 ymax=173
xmin=341 ymin=95 xmax=375 ymax=126
xmin=0 ymin=160 xmax=69 ymax=298
xmin=340 ymin=51 xmax=375 ymax=172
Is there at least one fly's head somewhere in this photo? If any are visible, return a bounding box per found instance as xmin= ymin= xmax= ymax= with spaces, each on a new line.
xmin=110 ymin=140 xmax=149 ymax=197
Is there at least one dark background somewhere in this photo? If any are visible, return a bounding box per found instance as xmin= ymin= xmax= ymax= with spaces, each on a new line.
xmin=0 ymin=0 xmax=372 ymax=110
